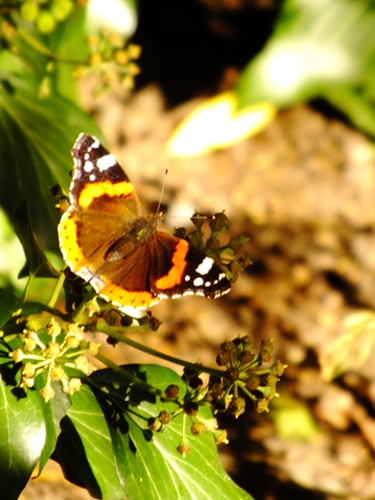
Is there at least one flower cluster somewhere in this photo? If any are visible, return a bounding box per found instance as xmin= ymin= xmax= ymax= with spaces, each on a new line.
xmin=144 ymin=335 xmax=285 ymax=456
xmin=147 ymin=379 xmax=228 ymax=458
xmin=210 ymin=335 xmax=286 ymax=416
xmin=11 ymin=315 xmax=98 ymax=402
xmin=77 ymin=32 xmax=141 ymax=92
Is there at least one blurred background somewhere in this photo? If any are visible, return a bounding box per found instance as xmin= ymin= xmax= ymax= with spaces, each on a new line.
xmin=3 ymin=0 xmax=375 ymax=499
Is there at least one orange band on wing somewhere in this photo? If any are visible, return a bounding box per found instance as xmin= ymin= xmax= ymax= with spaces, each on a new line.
xmin=78 ymin=180 xmax=134 ymax=208
xmin=154 ymin=239 xmax=189 ymax=289
xmin=58 ymin=209 xmax=93 ymax=280
xmin=91 ymin=277 xmax=159 ymax=309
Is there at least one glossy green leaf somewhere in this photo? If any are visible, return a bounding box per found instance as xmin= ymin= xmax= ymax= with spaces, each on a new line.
xmin=0 ymin=334 xmax=71 ymax=497
xmin=0 ymin=367 xmax=45 ymax=500
xmin=55 ymin=364 xmax=253 ymax=500
xmin=19 ymin=301 xmax=47 ymax=316
xmin=13 ymin=201 xmax=59 ymax=278
xmin=52 ymin=414 xmax=103 ymax=497
xmin=0 ymin=289 xmax=18 ymax=328
xmin=54 ymin=382 xmax=126 ymax=499
xmin=0 ymin=72 xmax=102 ymax=251
xmin=109 ymin=365 xmax=251 ymax=500
xmin=35 ymin=377 xmax=71 ymax=472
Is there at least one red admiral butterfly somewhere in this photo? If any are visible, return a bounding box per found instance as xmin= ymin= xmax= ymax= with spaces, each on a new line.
xmin=58 ymin=133 xmax=231 ymax=309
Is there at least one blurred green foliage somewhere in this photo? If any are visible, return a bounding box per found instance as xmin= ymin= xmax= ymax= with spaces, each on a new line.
xmin=0 ymin=0 xmax=137 ymax=251
xmin=236 ymin=0 xmax=375 ymax=137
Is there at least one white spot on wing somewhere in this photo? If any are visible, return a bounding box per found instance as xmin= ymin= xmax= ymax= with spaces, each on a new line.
xmin=84 ymin=161 xmax=94 ymax=172
xmin=89 ymin=174 xmax=96 ymax=181
xmin=184 ymin=275 xmax=191 ymax=281
xmin=196 ymin=257 xmax=214 ymax=275
xmin=97 ymin=154 xmax=116 ymax=171
xmin=193 ymin=277 xmax=204 ymax=287
xmin=157 ymin=294 xmax=169 ymax=300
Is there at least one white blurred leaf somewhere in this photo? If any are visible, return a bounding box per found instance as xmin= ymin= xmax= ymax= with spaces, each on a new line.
xmin=320 ymin=311 xmax=375 ymax=380
xmin=167 ymin=92 xmax=276 ymax=157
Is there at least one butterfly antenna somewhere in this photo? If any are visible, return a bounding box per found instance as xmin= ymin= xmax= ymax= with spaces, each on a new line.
xmin=156 ymin=166 xmax=169 ymax=214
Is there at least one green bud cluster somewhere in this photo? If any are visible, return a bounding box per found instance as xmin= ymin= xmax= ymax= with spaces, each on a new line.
xmin=19 ymin=0 xmax=74 ymax=34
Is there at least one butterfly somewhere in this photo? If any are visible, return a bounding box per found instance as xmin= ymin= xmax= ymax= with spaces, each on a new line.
xmin=58 ymin=133 xmax=231 ymax=309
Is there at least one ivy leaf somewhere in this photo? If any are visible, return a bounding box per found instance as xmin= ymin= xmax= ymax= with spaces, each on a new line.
xmin=54 ymin=364 xmax=253 ymax=500
xmin=0 ymin=288 xmax=18 ymax=328
xmin=0 ymin=71 xmax=102 ymax=251
xmin=13 ymin=201 xmax=59 ymax=279
xmin=53 ymin=382 xmax=126 ymax=499
xmin=0 ymin=360 xmax=70 ymax=500
xmin=34 ymin=376 xmax=71 ymax=473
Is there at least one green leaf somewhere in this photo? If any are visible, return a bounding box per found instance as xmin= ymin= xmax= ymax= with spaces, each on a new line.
xmin=13 ymin=201 xmax=59 ymax=278
xmin=0 ymin=366 xmax=46 ymax=500
xmin=323 ymin=84 xmax=375 ymax=138
xmin=19 ymin=301 xmax=46 ymax=316
xmin=0 ymin=73 xmax=103 ymax=251
xmin=0 ymin=338 xmax=71 ymax=498
xmin=236 ymin=0 xmax=375 ymax=108
xmin=0 ymin=289 xmax=18 ymax=328
xmin=54 ymin=382 xmax=126 ymax=499
xmin=55 ymin=364 xmax=253 ymax=500
xmin=35 ymin=377 xmax=71 ymax=472
xmin=49 ymin=3 xmax=89 ymax=104
xmin=110 ymin=365 xmax=251 ymax=500
xmin=3 ymin=15 xmax=49 ymax=81
xmin=52 ymin=414 xmax=103 ymax=497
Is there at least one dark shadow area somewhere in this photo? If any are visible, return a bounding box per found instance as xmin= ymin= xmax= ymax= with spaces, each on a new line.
xmin=132 ymin=0 xmax=281 ymax=106
xmin=218 ymin=411 xmax=326 ymax=500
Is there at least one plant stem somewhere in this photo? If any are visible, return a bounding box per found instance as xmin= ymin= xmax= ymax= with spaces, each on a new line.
xmin=93 ymin=350 xmax=163 ymax=396
xmin=47 ymin=272 xmax=65 ymax=308
xmin=17 ymin=27 xmax=85 ymax=64
xmin=95 ymin=319 xmax=225 ymax=378
xmin=20 ymin=273 xmax=35 ymax=305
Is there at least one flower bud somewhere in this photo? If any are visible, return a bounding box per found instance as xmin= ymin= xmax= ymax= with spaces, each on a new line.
xmin=246 ymin=374 xmax=260 ymax=391
xmin=191 ymin=422 xmax=205 ymax=436
xmin=45 ymin=342 xmax=61 ymax=357
xmin=228 ymin=397 xmax=246 ymax=418
xmin=51 ymin=365 xmax=65 ymax=381
xmin=165 ymin=384 xmax=179 ymax=399
xmin=12 ymin=348 xmax=24 ymax=363
xmin=40 ymin=386 xmax=55 ymax=402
